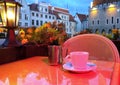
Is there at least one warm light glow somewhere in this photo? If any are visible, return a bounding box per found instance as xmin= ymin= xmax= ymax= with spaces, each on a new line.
xmin=7 ymin=10 xmax=14 ymax=19
xmin=0 ymin=2 xmax=20 ymax=27
xmin=107 ymin=4 xmax=116 ymax=13
xmin=109 ymin=4 xmax=115 ymax=8
xmin=90 ymin=7 xmax=98 ymax=18
xmin=7 ymin=9 xmax=15 ymax=27
xmin=92 ymin=7 xmax=97 ymax=11
xmin=0 ymin=10 xmax=7 ymax=26
xmin=0 ymin=0 xmax=22 ymax=47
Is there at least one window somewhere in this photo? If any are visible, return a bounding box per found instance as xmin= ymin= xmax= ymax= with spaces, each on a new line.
xmin=52 ymin=16 xmax=54 ymax=19
xmin=64 ymin=16 xmax=66 ymax=19
xmin=117 ymin=18 xmax=119 ymax=24
xmin=67 ymin=17 xmax=68 ymax=20
xmin=19 ymin=13 xmax=22 ymax=19
xmin=40 ymin=21 xmax=43 ymax=25
xmin=39 ymin=7 xmax=43 ymax=12
xmin=32 ymin=20 xmax=34 ymax=25
xmin=66 ymin=22 xmax=68 ymax=26
xmin=106 ymin=19 xmax=109 ymax=24
xmin=49 ymin=15 xmax=51 ymax=19
xmin=36 ymin=20 xmax=39 ymax=25
xmin=25 ymin=14 xmax=28 ymax=20
xmin=40 ymin=14 xmax=43 ymax=18
xmin=97 ymin=20 xmax=99 ymax=24
xmin=92 ymin=20 xmax=94 ymax=25
xmin=32 ymin=13 xmax=34 ymax=16
xmin=111 ymin=17 xmax=114 ymax=24
xmin=45 ymin=15 xmax=47 ymax=18
xmin=25 ymin=23 xmax=28 ymax=26
xmin=36 ymin=13 xmax=39 ymax=17
xmin=45 ymin=8 xmax=47 ymax=12
xmin=70 ymin=28 xmax=71 ymax=32
xmin=18 ymin=22 xmax=22 ymax=26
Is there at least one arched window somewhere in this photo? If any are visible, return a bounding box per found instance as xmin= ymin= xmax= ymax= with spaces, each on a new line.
xmin=108 ymin=29 xmax=112 ymax=34
xmin=95 ymin=29 xmax=99 ymax=34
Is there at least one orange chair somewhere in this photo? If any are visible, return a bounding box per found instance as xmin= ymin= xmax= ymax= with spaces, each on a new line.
xmin=62 ymin=34 xmax=120 ymax=62
xmin=62 ymin=34 xmax=120 ymax=85
xmin=110 ymin=62 xmax=120 ymax=85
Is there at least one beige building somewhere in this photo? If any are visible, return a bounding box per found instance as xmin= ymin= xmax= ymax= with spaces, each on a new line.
xmin=89 ymin=0 xmax=120 ymax=33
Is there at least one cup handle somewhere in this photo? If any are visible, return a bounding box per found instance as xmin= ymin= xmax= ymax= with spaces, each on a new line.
xmin=64 ymin=55 xmax=71 ymax=63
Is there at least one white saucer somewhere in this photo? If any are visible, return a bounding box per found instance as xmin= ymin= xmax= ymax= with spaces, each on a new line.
xmin=63 ymin=62 xmax=97 ymax=73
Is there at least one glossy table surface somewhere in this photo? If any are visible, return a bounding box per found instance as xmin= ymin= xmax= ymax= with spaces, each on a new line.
xmin=0 ymin=56 xmax=115 ymax=85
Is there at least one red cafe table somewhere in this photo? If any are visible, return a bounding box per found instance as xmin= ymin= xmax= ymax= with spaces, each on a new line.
xmin=0 ymin=56 xmax=116 ymax=85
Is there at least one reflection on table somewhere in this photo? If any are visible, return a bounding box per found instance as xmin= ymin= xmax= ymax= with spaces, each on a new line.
xmin=0 ymin=56 xmax=114 ymax=85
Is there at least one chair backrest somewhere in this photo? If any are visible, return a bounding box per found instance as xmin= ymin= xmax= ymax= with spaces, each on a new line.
xmin=110 ymin=62 xmax=120 ymax=85
xmin=62 ymin=34 xmax=120 ymax=62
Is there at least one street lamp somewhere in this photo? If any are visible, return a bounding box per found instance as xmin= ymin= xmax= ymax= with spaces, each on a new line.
xmin=0 ymin=0 xmax=21 ymax=47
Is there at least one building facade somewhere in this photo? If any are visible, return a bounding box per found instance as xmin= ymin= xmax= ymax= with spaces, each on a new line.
xmin=16 ymin=0 xmax=30 ymax=27
xmin=74 ymin=13 xmax=88 ymax=33
xmin=89 ymin=0 xmax=120 ymax=33
xmin=69 ymin=15 xmax=76 ymax=37
xmin=15 ymin=0 xmax=76 ymax=37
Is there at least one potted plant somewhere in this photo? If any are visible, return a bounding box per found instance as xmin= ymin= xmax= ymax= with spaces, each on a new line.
xmin=34 ymin=22 xmax=67 ymax=45
xmin=16 ymin=21 xmax=67 ymax=58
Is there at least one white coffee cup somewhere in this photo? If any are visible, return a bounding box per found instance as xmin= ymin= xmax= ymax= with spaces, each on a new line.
xmin=65 ymin=51 xmax=89 ymax=69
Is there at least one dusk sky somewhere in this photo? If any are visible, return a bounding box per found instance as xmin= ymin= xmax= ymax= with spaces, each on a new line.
xmin=27 ymin=0 xmax=93 ymax=15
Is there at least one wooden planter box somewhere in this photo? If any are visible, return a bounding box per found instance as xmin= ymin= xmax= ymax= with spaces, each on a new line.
xmin=0 ymin=47 xmax=21 ymax=64
xmin=22 ymin=44 xmax=48 ymax=58
xmin=0 ymin=44 xmax=48 ymax=64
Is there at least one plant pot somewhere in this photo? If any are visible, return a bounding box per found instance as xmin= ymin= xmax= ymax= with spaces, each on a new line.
xmin=48 ymin=45 xmax=62 ymax=65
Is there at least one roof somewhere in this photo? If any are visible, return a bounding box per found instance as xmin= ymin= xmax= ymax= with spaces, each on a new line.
xmin=69 ymin=15 xmax=76 ymax=22
xmin=54 ymin=7 xmax=69 ymax=13
xmin=48 ymin=6 xmax=69 ymax=14
xmin=48 ymin=6 xmax=70 ymax=19
xmin=93 ymin=0 xmax=120 ymax=6
xmin=29 ymin=3 xmax=39 ymax=11
xmin=76 ymin=13 xmax=87 ymax=22
xmin=28 ymin=3 xmax=71 ymax=20
xmin=50 ymin=10 xmax=61 ymax=19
